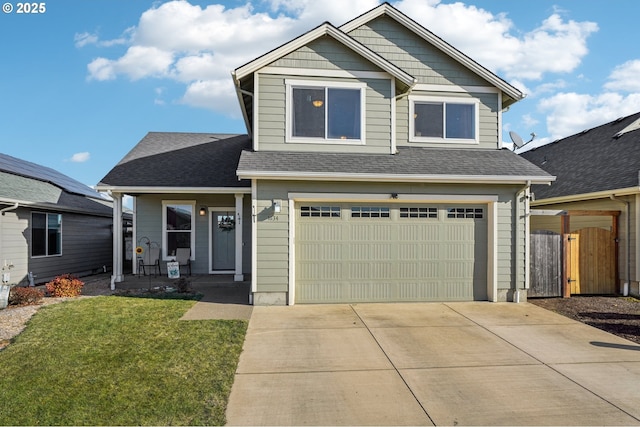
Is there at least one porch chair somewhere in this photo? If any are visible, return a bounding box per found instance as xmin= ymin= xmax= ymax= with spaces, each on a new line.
xmin=175 ymin=247 xmax=191 ymax=276
xmin=138 ymin=247 xmax=161 ymax=277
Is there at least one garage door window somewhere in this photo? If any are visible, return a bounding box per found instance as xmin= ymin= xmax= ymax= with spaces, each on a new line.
xmin=400 ymin=207 xmax=438 ymax=218
xmin=447 ymin=207 xmax=484 ymax=219
xmin=300 ymin=206 xmax=340 ymax=218
xmin=351 ymin=207 xmax=390 ymax=218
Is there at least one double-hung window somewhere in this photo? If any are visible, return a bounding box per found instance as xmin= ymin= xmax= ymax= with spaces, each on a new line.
xmin=162 ymin=201 xmax=195 ymax=259
xmin=410 ymin=96 xmax=478 ymax=144
xmin=32 ymin=212 xmax=62 ymax=257
xmin=286 ymin=79 xmax=366 ymax=144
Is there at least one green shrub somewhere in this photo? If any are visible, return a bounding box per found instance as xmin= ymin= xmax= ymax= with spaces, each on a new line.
xmin=9 ymin=286 xmax=44 ymax=306
xmin=45 ymin=274 xmax=84 ymax=297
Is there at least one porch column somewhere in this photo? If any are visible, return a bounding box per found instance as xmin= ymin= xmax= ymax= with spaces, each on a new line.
xmin=112 ymin=192 xmax=124 ymax=285
xmin=234 ymin=193 xmax=244 ymax=281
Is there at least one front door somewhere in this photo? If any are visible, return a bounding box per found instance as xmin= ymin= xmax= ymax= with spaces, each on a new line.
xmin=212 ymin=210 xmax=236 ymax=271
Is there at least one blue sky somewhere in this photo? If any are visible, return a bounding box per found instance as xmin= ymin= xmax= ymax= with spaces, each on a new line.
xmin=2 ymin=0 xmax=640 ymax=191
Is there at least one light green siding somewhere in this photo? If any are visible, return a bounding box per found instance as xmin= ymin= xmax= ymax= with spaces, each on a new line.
xmin=253 ymin=180 xmax=527 ymax=303
xmin=257 ymin=74 xmax=392 ymax=153
xmin=135 ymin=194 xmax=252 ymax=275
xmin=396 ymin=91 xmax=499 ymax=149
xmin=271 ymin=37 xmax=382 ymax=72
xmin=347 ymin=16 xmax=490 ymax=87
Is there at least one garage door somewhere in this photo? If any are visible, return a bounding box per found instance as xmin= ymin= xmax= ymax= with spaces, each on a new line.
xmin=295 ymin=203 xmax=487 ymax=303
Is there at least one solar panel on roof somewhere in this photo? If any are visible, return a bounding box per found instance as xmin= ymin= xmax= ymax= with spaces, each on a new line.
xmin=0 ymin=154 xmax=108 ymax=200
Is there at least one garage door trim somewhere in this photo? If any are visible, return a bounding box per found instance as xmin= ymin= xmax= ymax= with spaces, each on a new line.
xmin=288 ymin=192 xmax=499 ymax=305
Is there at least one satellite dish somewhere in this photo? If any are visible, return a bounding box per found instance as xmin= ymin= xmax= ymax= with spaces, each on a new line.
xmin=509 ymin=131 xmax=536 ymax=151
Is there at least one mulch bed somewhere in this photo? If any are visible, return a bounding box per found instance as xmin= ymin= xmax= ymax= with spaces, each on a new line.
xmin=529 ymin=295 xmax=640 ymax=344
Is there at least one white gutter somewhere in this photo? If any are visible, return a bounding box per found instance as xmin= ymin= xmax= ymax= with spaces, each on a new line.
xmin=231 ymin=71 xmax=254 ymax=139
xmin=0 ymin=202 xmax=19 ymax=216
xmin=95 ymin=186 xmax=252 ymax=194
xmin=531 ymin=187 xmax=639 ymax=206
xmin=236 ymin=170 xmax=555 ymax=185
xmin=513 ymin=181 xmax=531 ymax=303
xmin=610 ymin=194 xmax=631 ymax=296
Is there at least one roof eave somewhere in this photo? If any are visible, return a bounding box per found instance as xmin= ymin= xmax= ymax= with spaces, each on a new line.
xmin=531 ymin=186 xmax=640 ymax=206
xmin=95 ymin=185 xmax=252 ymax=195
xmin=236 ymin=170 xmax=554 ymax=185
xmin=234 ymin=23 xmax=416 ymax=88
xmin=340 ymin=3 xmax=523 ymax=106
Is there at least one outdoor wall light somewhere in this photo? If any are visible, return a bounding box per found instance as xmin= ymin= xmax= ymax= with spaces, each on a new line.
xmin=273 ymin=199 xmax=282 ymax=213
xmin=199 ymin=206 xmax=207 ymax=216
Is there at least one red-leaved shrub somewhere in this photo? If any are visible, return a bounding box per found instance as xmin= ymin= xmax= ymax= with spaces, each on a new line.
xmin=45 ymin=274 xmax=84 ymax=297
xmin=9 ymin=286 xmax=44 ymax=306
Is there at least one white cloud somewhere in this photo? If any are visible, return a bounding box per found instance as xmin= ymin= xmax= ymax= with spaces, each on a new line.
xmin=85 ymin=0 xmax=600 ymax=115
xmin=180 ymin=79 xmax=241 ymax=116
xmin=88 ymin=46 xmax=174 ymax=81
xmin=394 ymin=0 xmax=597 ymax=81
xmin=538 ymin=92 xmax=640 ymax=140
xmin=69 ymin=152 xmax=90 ymax=163
xmin=74 ymin=32 xmax=98 ymax=48
xmin=74 ymin=28 xmax=132 ymax=48
xmin=604 ymin=59 xmax=640 ymax=92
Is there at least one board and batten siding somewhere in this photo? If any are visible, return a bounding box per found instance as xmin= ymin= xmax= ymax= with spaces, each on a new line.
xmin=253 ymin=180 xmax=527 ymax=302
xmin=257 ymin=73 xmax=392 ymax=153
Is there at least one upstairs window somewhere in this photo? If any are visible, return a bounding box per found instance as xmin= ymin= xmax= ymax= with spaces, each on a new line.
xmin=287 ymin=79 xmax=366 ymax=144
xmin=410 ymin=96 xmax=478 ymax=144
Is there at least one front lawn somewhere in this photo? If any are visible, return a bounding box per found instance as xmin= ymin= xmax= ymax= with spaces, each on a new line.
xmin=0 ymin=296 xmax=247 ymax=426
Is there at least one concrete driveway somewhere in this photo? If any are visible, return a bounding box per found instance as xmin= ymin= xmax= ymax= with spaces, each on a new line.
xmin=226 ymin=302 xmax=640 ymax=426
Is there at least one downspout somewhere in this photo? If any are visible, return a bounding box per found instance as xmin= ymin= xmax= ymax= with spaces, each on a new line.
xmin=0 ymin=203 xmax=19 ymax=286
xmin=513 ymin=181 xmax=531 ymax=303
xmin=232 ymin=71 xmax=254 ymax=140
xmin=611 ymin=194 xmax=631 ymax=296
xmin=392 ymin=79 xmax=418 ymax=155
xmin=0 ymin=202 xmax=19 ymax=216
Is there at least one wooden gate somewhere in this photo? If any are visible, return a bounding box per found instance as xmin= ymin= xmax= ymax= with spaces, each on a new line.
xmin=529 ymin=230 xmax=562 ymax=297
xmin=568 ymin=227 xmax=616 ymax=294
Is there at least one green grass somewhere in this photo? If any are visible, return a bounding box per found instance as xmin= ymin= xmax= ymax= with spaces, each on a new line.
xmin=0 ymin=296 xmax=247 ymax=426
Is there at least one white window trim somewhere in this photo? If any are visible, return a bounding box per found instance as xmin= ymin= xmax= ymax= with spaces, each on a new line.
xmin=161 ymin=200 xmax=196 ymax=261
xmin=409 ymin=95 xmax=479 ymax=144
xmin=285 ymin=78 xmax=367 ymax=145
xmin=31 ymin=212 xmax=63 ymax=258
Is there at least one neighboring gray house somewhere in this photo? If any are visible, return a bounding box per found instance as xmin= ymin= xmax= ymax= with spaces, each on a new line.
xmin=0 ymin=153 xmax=115 ymax=286
xmin=98 ymin=3 xmax=553 ymax=305
xmin=521 ymin=112 xmax=640 ymax=298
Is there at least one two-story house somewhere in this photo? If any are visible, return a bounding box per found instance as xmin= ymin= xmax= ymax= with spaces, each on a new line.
xmin=97 ymin=3 xmax=553 ymax=305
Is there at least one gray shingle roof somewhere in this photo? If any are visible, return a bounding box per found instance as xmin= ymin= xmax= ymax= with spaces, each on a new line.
xmin=0 ymin=154 xmax=112 ymax=216
xmin=520 ymin=112 xmax=640 ymax=200
xmin=237 ymin=147 xmax=553 ymax=182
xmin=98 ymin=133 xmax=251 ymax=188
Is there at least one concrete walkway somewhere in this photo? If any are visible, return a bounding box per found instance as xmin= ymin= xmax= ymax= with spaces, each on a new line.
xmin=225 ymin=302 xmax=640 ymax=426
xmin=180 ymin=277 xmax=252 ymax=320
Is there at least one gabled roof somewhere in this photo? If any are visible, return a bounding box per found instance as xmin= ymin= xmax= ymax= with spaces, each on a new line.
xmin=520 ymin=112 xmax=640 ymax=201
xmin=237 ymin=147 xmax=554 ymax=184
xmin=97 ymin=133 xmax=251 ymax=192
xmin=0 ymin=153 xmax=112 ymax=216
xmin=0 ymin=153 xmax=107 ymax=200
xmin=341 ymin=2 xmax=522 ymax=108
xmin=233 ymin=21 xmax=417 ymax=87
